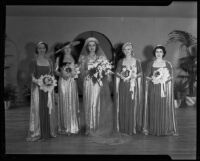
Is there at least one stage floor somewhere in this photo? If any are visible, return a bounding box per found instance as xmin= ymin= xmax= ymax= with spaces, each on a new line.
xmin=5 ymin=104 xmax=196 ymax=159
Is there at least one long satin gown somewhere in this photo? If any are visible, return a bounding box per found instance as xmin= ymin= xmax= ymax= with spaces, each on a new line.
xmin=143 ymin=60 xmax=178 ymax=136
xmin=115 ymin=59 xmax=143 ymax=135
xmin=79 ymin=55 xmax=132 ymax=145
xmin=27 ymin=59 xmax=57 ymax=141
xmin=57 ymin=61 xmax=80 ymax=134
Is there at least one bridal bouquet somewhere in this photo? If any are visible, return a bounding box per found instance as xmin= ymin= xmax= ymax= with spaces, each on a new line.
xmin=87 ymin=56 xmax=113 ymax=86
xmin=38 ymin=74 xmax=57 ymax=93
xmin=152 ymin=67 xmax=170 ymax=84
xmin=63 ymin=63 xmax=80 ymax=79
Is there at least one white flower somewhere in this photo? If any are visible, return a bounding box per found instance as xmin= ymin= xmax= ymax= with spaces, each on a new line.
xmin=94 ymin=73 xmax=98 ymax=78
xmin=38 ymin=75 xmax=57 ymax=93
xmin=63 ymin=64 xmax=80 ymax=78
xmin=152 ymin=67 xmax=170 ymax=84
xmin=87 ymin=56 xmax=113 ymax=86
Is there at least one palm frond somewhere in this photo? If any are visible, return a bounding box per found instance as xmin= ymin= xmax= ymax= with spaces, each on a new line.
xmin=167 ymin=30 xmax=197 ymax=47
xmin=179 ymin=55 xmax=196 ymax=73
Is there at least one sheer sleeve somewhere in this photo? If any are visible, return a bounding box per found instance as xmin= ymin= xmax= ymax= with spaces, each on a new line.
xmin=145 ymin=61 xmax=153 ymax=80
xmin=78 ymin=55 xmax=87 ymax=78
xmin=54 ymin=57 xmax=61 ymax=77
xmin=136 ymin=59 xmax=143 ymax=77
xmin=166 ymin=61 xmax=174 ymax=83
xmin=47 ymin=58 xmax=54 ymax=76
xmin=29 ymin=59 xmax=36 ymax=78
xmin=115 ymin=59 xmax=122 ymax=77
xmin=29 ymin=59 xmax=38 ymax=85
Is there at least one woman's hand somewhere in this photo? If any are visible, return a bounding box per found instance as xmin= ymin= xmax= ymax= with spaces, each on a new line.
xmin=32 ymin=76 xmax=39 ymax=85
xmin=107 ymin=74 xmax=112 ymax=82
xmin=166 ymin=76 xmax=172 ymax=83
xmin=61 ymin=70 xmax=71 ymax=80
xmin=115 ymin=77 xmax=120 ymax=95
xmin=146 ymin=76 xmax=152 ymax=81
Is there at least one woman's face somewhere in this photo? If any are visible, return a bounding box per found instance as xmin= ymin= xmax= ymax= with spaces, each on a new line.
xmin=155 ymin=48 xmax=164 ymax=59
xmin=37 ymin=43 xmax=46 ymax=55
xmin=64 ymin=45 xmax=71 ymax=56
xmin=123 ymin=45 xmax=133 ymax=57
xmin=88 ymin=41 xmax=96 ymax=53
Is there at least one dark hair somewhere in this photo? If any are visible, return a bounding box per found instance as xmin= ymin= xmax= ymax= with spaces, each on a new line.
xmin=153 ymin=45 xmax=166 ymax=58
xmin=57 ymin=41 xmax=77 ymax=70
xmin=35 ymin=42 xmax=48 ymax=54
xmin=86 ymin=41 xmax=99 ymax=54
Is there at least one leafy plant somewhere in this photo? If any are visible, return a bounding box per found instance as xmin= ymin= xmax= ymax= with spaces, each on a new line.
xmin=22 ymin=84 xmax=31 ymax=101
xmin=4 ymin=84 xmax=16 ymax=101
xmin=178 ymin=55 xmax=197 ymax=96
xmin=167 ymin=30 xmax=197 ymax=98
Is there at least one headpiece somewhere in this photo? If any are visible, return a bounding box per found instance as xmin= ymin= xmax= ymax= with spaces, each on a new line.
xmin=122 ymin=42 xmax=133 ymax=50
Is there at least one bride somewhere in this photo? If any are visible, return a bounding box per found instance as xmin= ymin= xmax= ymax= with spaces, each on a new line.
xmin=78 ymin=37 xmax=131 ymax=145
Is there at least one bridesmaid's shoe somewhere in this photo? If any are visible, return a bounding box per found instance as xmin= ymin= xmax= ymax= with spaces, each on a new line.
xmin=85 ymin=131 xmax=90 ymax=136
xmin=173 ymin=133 xmax=179 ymax=136
xmin=26 ymin=137 xmax=40 ymax=142
xmin=37 ymin=138 xmax=46 ymax=142
xmin=144 ymin=131 xmax=149 ymax=136
xmin=66 ymin=132 xmax=71 ymax=136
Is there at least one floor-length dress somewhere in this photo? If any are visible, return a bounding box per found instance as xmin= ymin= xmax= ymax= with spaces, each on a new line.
xmin=115 ymin=59 xmax=143 ymax=135
xmin=143 ymin=60 xmax=178 ymax=136
xmin=27 ymin=59 xmax=57 ymax=141
xmin=80 ymin=55 xmax=132 ymax=145
xmin=57 ymin=62 xmax=80 ymax=134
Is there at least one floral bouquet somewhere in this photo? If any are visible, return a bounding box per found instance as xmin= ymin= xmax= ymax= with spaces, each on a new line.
xmin=152 ymin=67 xmax=170 ymax=84
xmin=151 ymin=67 xmax=170 ymax=97
xmin=37 ymin=74 xmax=57 ymax=114
xmin=63 ymin=63 xmax=80 ymax=79
xmin=38 ymin=74 xmax=57 ymax=93
xmin=117 ymin=65 xmax=137 ymax=82
xmin=87 ymin=56 xmax=113 ymax=86
xmin=117 ymin=65 xmax=137 ymax=99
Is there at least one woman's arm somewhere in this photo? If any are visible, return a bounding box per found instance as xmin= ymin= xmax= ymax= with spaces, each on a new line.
xmin=145 ymin=61 xmax=153 ymax=81
xmin=29 ymin=60 xmax=39 ymax=85
xmin=136 ymin=59 xmax=143 ymax=78
xmin=166 ymin=61 xmax=174 ymax=83
xmin=115 ymin=59 xmax=122 ymax=93
xmin=78 ymin=55 xmax=88 ymax=78
xmin=54 ymin=58 xmax=62 ymax=77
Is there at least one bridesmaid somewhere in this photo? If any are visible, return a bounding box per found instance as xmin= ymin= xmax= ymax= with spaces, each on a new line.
xmin=143 ymin=45 xmax=178 ymax=136
xmin=55 ymin=41 xmax=80 ymax=135
xmin=27 ymin=41 xmax=57 ymax=141
xmin=115 ymin=42 xmax=143 ymax=135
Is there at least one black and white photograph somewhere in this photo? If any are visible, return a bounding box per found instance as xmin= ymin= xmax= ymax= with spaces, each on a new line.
xmin=3 ymin=1 xmax=197 ymax=160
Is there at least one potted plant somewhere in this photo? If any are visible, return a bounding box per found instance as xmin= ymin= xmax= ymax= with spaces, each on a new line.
xmin=22 ymin=84 xmax=31 ymax=102
xmin=4 ymin=84 xmax=16 ymax=110
xmin=167 ymin=30 xmax=197 ymax=107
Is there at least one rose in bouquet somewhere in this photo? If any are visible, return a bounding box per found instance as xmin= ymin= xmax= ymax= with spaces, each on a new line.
xmin=37 ymin=74 xmax=57 ymax=114
xmin=121 ymin=66 xmax=130 ymax=78
xmin=117 ymin=65 xmax=137 ymax=99
xmin=63 ymin=63 xmax=80 ymax=79
xmin=151 ymin=67 xmax=170 ymax=97
xmin=88 ymin=56 xmax=113 ymax=86
xmin=118 ymin=65 xmax=137 ymax=82
xmin=152 ymin=67 xmax=170 ymax=84
xmin=38 ymin=74 xmax=57 ymax=93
